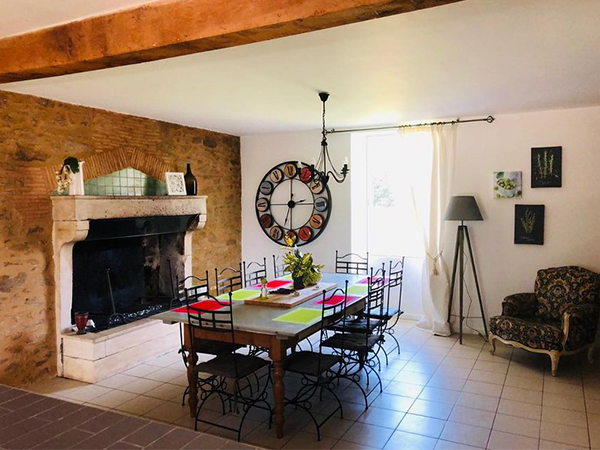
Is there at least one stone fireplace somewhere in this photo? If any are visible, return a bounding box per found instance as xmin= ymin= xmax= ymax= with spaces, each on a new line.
xmin=52 ymin=195 xmax=207 ymax=382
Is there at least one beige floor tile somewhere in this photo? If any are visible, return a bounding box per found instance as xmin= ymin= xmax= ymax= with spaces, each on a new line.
xmin=281 ymin=431 xmax=336 ymax=449
xmin=504 ymin=374 xmax=543 ymax=392
xmin=434 ymin=366 xmax=472 ymax=380
xmin=497 ymin=399 xmax=541 ymax=420
xmin=543 ymin=381 xmax=583 ymax=397
xmin=468 ymin=370 xmax=506 ymax=386
xmin=585 ymin=386 xmax=600 ymax=401
xmin=427 ymin=376 xmax=466 ymax=391
xmin=411 ymin=353 xmax=447 ymax=365
xmin=541 ymin=405 xmax=587 ymax=428
xmin=115 ymin=394 xmax=164 ymax=415
xmin=56 ymin=383 xmax=112 ymax=402
xmin=492 ymin=413 xmax=540 ymax=439
xmin=587 ymin=397 xmax=600 ymax=414
xmin=170 ymin=374 xmax=191 ymax=387
xmin=441 ymin=357 xmax=476 ymax=369
xmin=473 ymin=361 xmax=508 ymax=375
xmin=588 ymin=413 xmax=600 ymax=431
xmin=421 ymin=346 xmax=452 ymax=356
xmin=335 ymin=439 xmax=380 ymax=450
xmin=435 ymin=440 xmax=484 ymax=450
xmin=122 ymin=364 xmax=161 ymax=378
xmin=86 ymin=389 xmax=137 ymax=408
xmin=357 ymin=406 xmax=405 ymax=429
xmin=501 ymin=386 xmax=542 ymax=405
xmin=540 ymin=421 xmax=589 ymax=448
xmin=145 ymin=354 xmax=179 ymax=368
xmin=145 ymin=383 xmax=185 ymax=402
xmin=371 ymin=393 xmax=415 ymax=412
xmin=403 ymin=362 xmax=440 ymax=375
xmin=386 ymin=381 xmax=424 ymax=398
xmin=340 ymin=421 xmax=394 ymax=449
xmin=419 ymin=387 xmax=462 ymax=405
xmin=394 ymin=370 xmax=432 ymax=386
xmin=542 ymin=392 xmax=585 ymax=412
xmin=447 ymin=347 xmax=481 ymax=360
xmin=397 ymin=414 xmax=446 ymax=438
xmin=26 ymin=377 xmax=87 ymax=395
xmin=96 ymin=374 xmax=140 ymax=389
xmin=506 ymin=365 xmax=544 ymax=381
xmin=383 ymin=430 xmax=438 ymax=450
xmin=448 ymin=406 xmax=495 ymax=429
xmin=456 ymin=393 xmax=499 ymax=413
xmin=487 ymin=430 xmax=538 ymax=450
xmin=590 ymin=427 xmax=600 ymax=449
xmin=142 ymin=401 xmax=189 ymax=424
xmin=538 ymin=439 xmax=588 ymax=450
xmin=427 ymin=336 xmax=458 ymax=349
xmin=440 ymin=422 xmax=490 ymax=448
xmin=116 ymin=377 xmax=163 ymax=394
xmin=302 ymin=415 xmax=354 ymax=439
xmin=143 ymin=367 xmax=182 ymax=383
xmin=409 ymin=399 xmax=454 ymax=420
xmin=462 ymin=381 xmax=502 ymax=398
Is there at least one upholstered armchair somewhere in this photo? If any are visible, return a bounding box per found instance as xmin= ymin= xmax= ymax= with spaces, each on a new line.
xmin=489 ymin=266 xmax=600 ymax=376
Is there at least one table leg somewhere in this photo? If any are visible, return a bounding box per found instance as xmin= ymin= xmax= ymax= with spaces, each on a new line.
xmin=270 ymin=340 xmax=286 ymax=438
xmin=185 ymin=325 xmax=198 ymax=417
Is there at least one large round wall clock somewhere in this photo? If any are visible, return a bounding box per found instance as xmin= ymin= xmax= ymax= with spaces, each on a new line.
xmin=255 ymin=161 xmax=332 ymax=246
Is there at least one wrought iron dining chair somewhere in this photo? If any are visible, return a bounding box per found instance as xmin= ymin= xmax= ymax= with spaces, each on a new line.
xmin=243 ymin=257 xmax=268 ymax=287
xmin=215 ymin=264 xmax=243 ymax=295
xmin=335 ymin=250 xmax=369 ymax=275
xmin=322 ymin=274 xmax=386 ymax=408
xmin=272 ymin=254 xmax=287 ymax=278
xmin=284 ymin=282 xmax=365 ymax=441
xmin=187 ymin=294 xmax=272 ymax=441
xmin=176 ymin=273 xmax=243 ymax=406
xmin=366 ymin=258 xmax=405 ymax=358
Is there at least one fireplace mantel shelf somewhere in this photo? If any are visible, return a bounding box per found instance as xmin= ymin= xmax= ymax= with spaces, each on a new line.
xmin=51 ymin=195 xmax=207 ymax=223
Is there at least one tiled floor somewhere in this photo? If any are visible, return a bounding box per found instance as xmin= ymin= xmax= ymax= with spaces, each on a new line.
xmin=21 ymin=319 xmax=600 ymax=450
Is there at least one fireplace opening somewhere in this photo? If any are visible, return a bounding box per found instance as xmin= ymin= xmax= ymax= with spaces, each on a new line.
xmin=71 ymin=215 xmax=197 ymax=331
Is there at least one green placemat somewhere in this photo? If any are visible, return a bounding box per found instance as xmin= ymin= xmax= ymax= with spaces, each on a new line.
xmin=347 ymin=284 xmax=368 ymax=295
xmin=216 ymin=289 xmax=261 ymax=301
xmin=278 ymin=274 xmax=293 ymax=281
xmin=273 ymin=308 xmax=321 ymax=325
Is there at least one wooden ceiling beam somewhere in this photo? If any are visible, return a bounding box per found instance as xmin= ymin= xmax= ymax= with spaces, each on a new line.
xmin=0 ymin=0 xmax=462 ymax=84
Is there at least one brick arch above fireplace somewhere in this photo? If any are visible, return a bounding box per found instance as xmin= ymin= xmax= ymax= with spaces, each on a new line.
xmin=82 ymin=147 xmax=173 ymax=181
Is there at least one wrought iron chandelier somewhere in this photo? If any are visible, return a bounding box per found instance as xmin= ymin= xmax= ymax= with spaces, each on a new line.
xmin=309 ymin=92 xmax=349 ymax=186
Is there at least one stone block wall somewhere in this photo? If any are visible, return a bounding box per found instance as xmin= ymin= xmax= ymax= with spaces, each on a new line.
xmin=0 ymin=90 xmax=241 ymax=386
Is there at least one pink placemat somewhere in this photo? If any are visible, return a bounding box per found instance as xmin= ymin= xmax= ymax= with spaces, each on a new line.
xmin=172 ymin=299 xmax=229 ymax=313
xmin=356 ymin=276 xmax=389 ymax=285
xmin=252 ymin=279 xmax=293 ymax=289
xmin=314 ymin=294 xmax=361 ymax=306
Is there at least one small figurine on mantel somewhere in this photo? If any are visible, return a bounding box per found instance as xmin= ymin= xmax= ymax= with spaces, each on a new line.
xmin=259 ymin=277 xmax=269 ymax=300
xmin=55 ymin=156 xmax=85 ymax=195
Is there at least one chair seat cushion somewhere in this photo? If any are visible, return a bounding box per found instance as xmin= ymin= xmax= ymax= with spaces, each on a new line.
xmin=489 ymin=315 xmax=564 ymax=351
xmin=196 ymin=354 xmax=269 ymax=379
xmin=322 ymin=332 xmax=383 ymax=352
xmin=367 ymin=308 xmax=401 ymax=321
xmin=328 ymin=317 xmax=381 ymax=334
xmin=193 ymin=338 xmax=244 ymax=356
xmin=284 ymin=351 xmax=342 ymax=376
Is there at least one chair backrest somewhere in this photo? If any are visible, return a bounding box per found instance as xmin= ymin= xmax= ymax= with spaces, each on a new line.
xmin=335 ymin=250 xmax=369 ymax=275
xmin=214 ymin=264 xmax=243 ymax=295
xmin=243 ymin=258 xmax=268 ymax=287
xmin=535 ymin=266 xmax=600 ymax=319
xmin=317 ymin=282 xmax=349 ymax=373
xmin=186 ymin=292 xmax=239 ymax=375
xmin=272 ymin=254 xmax=287 ymax=279
xmin=366 ymin=268 xmax=386 ymax=325
xmin=387 ymin=258 xmax=405 ymax=313
xmin=176 ymin=272 xmax=210 ymax=305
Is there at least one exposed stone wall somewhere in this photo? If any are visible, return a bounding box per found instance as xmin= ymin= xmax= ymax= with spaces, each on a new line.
xmin=0 ymin=90 xmax=241 ymax=386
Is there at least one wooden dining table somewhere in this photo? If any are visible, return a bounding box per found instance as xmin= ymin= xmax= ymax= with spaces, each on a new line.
xmin=156 ymin=272 xmax=367 ymax=439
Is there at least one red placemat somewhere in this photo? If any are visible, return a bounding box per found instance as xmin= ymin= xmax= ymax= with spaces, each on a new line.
xmin=172 ymin=299 xmax=229 ymax=313
xmin=315 ymin=294 xmax=361 ymax=306
xmin=252 ymin=279 xmax=293 ymax=289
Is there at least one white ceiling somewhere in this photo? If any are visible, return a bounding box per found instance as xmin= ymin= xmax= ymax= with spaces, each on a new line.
xmin=0 ymin=0 xmax=159 ymax=38
xmin=2 ymin=0 xmax=600 ymax=136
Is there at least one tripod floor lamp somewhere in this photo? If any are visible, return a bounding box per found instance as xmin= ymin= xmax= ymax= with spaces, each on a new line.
xmin=445 ymin=195 xmax=487 ymax=344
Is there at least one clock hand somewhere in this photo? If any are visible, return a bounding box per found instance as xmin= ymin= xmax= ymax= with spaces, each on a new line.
xmin=284 ymin=207 xmax=291 ymax=226
xmin=296 ymin=199 xmax=306 ymax=203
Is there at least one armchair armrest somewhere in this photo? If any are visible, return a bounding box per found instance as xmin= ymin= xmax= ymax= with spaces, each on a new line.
xmin=562 ymin=303 xmax=600 ymax=350
xmin=501 ymin=293 xmax=537 ymax=318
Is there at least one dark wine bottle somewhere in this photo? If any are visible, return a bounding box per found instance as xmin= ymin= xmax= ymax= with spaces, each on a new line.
xmin=184 ymin=163 xmax=197 ymax=195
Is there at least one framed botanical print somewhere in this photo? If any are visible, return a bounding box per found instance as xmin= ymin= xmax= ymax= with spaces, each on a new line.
xmin=531 ymin=146 xmax=562 ymax=188
xmin=515 ymin=204 xmax=545 ymax=245
xmin=165 ymin=172 xmax=186 ymax=195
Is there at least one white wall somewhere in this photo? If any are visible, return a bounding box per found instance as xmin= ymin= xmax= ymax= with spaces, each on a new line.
xmin=450 ymin=106 xmax=600 ymax=332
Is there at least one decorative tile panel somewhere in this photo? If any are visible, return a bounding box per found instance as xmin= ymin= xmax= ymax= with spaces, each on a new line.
xmin=84 ymin=167 xmax=167 ymax=196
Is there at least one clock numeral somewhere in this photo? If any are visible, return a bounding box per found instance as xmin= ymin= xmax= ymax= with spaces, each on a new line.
xmin=270 ymin=226 xmax=283 ymax=240
xmin=260 ymin=181 xmax=273 ymax=195
xmin=284 ymin=164 xmax=298 ymax=178
xmin=270 ymin=169 xmax=284 ymax=183
xmin=299 ymin=226 xmax=313 ymax=242
xmin=285 ymin=230 xmax=297 ymax=244
xmin=309 ymin=180 xmax=324 ymax=194
xmin=314 ymin=197 xmax=328 ymax=212
xmin=260 ymin=214 xmax=273 ymax=228
xmin=256 ymin=197 xmax=269 ymax=212
xmin=300 ymin=167 xmax=313 ymax=183
xmin=309 ymin=214 xmax=324 ymax=229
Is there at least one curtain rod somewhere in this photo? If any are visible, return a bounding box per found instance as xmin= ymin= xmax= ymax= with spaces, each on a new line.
xmin=326 ymin=115 xmax=495 ymax=134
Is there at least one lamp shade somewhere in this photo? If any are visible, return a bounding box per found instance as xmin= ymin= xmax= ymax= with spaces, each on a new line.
xmin=445 ymin=196 xmax=483 ymax=221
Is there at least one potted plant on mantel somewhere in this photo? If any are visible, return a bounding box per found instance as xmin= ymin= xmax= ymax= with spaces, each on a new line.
xmin=282 ymin=235 xmax=324 ymax=290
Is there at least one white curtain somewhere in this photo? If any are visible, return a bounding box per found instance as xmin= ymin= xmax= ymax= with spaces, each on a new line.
xmin=406 ymin=124 xmax=457 ymax=336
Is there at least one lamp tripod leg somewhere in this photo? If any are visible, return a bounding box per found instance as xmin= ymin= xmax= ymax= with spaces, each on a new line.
xmin=458 ymin=227 xmax=464 ymax=345
xmin=464 ymin=227 xmax=488 ymax=338
xmin=447 ymin=227 xmax=461 ymax=323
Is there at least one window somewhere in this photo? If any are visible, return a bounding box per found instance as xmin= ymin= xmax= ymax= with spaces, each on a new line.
xmin=351 ymin=130 xmax=433 ymax=258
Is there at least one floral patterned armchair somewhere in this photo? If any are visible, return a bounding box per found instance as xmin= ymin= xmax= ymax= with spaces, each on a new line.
xmin=489 ymin=266 xmax=600 ymax=375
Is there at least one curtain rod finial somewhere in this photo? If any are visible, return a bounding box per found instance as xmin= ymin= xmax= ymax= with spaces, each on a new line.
xmin=486 ymin=115 xmax=495 ymax=123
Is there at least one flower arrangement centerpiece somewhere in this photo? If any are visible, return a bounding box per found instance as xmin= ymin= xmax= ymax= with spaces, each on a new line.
xmin=282 ymin=235 xmax=324 ymax=290
xmin=55 ymin=157 xmax=81 ymax=195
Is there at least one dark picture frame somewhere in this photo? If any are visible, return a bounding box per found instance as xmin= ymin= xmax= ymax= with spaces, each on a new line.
xmin=531 ymin=146 xmax=562 ymax=188
xmin=514 ymin=204 xmax=545 ymax=245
